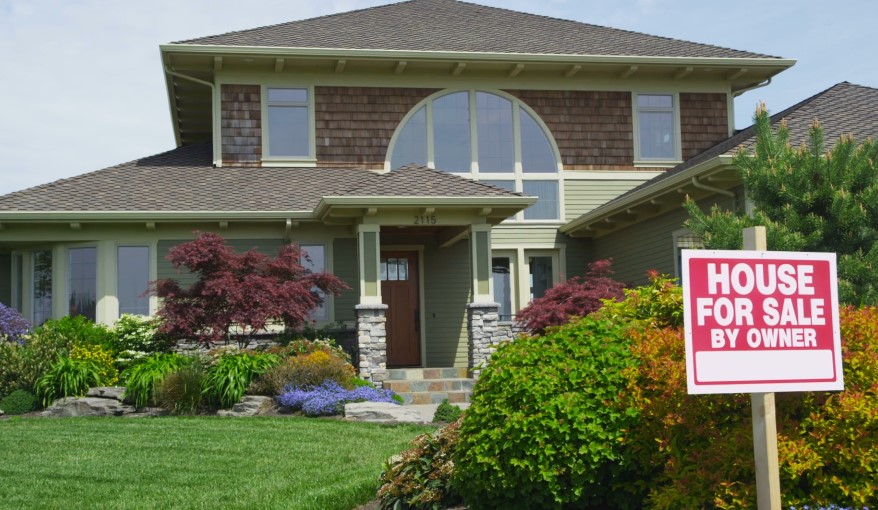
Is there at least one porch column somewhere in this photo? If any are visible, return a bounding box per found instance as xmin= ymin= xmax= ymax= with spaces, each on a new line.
xmin=469 ymin=224 xmax=493 ymax=303
xmin=355 ymin=223 xmax=387 ymax=385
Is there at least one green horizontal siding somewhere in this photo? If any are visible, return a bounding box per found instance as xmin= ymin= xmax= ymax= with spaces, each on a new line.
xmin=332 ymin=238 xmax=358 ymax=323
xmin=564 ymin=179 xmax=653 ymax=222
xmin=424 ymin=240 xmax=470 ymax=368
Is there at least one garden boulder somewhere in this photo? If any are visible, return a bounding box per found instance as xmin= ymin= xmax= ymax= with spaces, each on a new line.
xmin=217 ymin=396 xmax=275 ymax=417
xmin=42 ymin=396 xmax=135 ymax=417
xmin=344 ymin=402 xmax=424 ymax=423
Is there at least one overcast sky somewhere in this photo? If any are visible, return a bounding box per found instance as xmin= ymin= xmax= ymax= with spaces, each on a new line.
xmin=1 ymin=0 xmax=875 ymax=195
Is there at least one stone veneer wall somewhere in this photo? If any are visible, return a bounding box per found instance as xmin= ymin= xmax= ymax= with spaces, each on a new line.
xmin=355 ymin=304 xmax=389 ymax=386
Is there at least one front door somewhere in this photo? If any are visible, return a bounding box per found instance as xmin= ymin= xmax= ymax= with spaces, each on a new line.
xmin=381 ymin=251 xmax=421 ymax=367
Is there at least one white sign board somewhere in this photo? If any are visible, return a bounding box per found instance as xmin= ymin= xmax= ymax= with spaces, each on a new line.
xmin=682 ymin=250 xmax=843 ymax=394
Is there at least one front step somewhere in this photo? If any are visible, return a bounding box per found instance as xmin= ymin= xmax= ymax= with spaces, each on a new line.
xmin=384 ymin=368 xmax=475 ymax=405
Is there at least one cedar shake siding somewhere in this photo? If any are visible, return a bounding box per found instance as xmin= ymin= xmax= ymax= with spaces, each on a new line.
xmin=221 ymin=85 xmax=262 ymax=167
xmin=508 ymin=90 xmax=634 ymax=169
xmin=315 ymin=86 xmax=439 ymax=168
xmin=680 ymin=92 xmax=729 ymax=160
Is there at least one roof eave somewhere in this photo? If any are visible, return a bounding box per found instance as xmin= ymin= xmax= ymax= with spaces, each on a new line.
xmin=0 ymin=210 xmax=316 ymax=222
xmin=160 ymin=43 xmax=797 ymax=69
xmin=560 ymin=154 xmax=737 ymax=236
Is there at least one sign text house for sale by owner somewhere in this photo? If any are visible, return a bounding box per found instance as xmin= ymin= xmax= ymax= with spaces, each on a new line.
xmin=682 ymin=250 xmax=843 ymax=394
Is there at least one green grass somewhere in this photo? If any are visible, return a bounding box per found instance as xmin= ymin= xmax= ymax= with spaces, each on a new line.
xmin=0 ymin=416 xmax=432 ymax=510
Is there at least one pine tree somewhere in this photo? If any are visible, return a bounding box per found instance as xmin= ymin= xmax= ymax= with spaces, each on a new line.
xmin=684 ymin=104 xmax=878 ymax=305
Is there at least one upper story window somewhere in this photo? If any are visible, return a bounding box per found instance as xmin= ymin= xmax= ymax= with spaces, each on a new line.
xmin=388 ymin=90 xmax=562 ymax=221
xmin=265 ymin=87 xmax=313 ymax=160
xmin=635 ymin=93 xmax=679 ymax=162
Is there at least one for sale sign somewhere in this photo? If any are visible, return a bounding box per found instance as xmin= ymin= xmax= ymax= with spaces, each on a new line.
xmin=682 ymin=250 xmax=842 ymax=394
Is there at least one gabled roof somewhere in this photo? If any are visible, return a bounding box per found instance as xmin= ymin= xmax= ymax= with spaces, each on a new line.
xmin=562 ymin=82 xmax=878 ymax=236
xmin=175 ymin=0 xmax=779 ymax=60
xmin=0 ymin=145 xmax=528 ymax=221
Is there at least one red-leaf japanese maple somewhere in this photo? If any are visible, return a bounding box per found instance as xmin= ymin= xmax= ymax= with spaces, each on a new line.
xmin=516 ymin=258 xmax=626 ymax=334
xmin=153 ymin=232 xmax=348 ymax=344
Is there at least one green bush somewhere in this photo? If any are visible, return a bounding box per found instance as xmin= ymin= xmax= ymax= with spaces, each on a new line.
xmin=453 ymin=316 xmax=643 ymax=509
xmin=34 ymin=316 xmax=115 ymax=351
xmin=35 ymin=357 xmax=103 ymax=407
xmin=203 ymin=351 xmax=279 ymax=408
xmin=378 ymin=417 xmax=464 ymax=510
xmin=432 ymin=399 xmax=464 ymax=423
xmin=0 ymin=330 xmax=74 ymax=397
xmin=155 ymin=363 xmax=206 ymax=415
xmin=122 ymin=353 xmax=192 ymax=408
xmin=248 ymin=350 xmax=355 ymax=396
xmin=111 ymin=314 xmax=175 ymax=357
xmin=0 ymin=389 xmax=38 ymax=415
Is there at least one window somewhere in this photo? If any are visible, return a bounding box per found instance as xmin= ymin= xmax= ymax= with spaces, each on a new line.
xmin=673 ymin=229 xmax=703 ymax=283
xmin=635 ymin=94 xmax=678 ymax=161
xmin=492 ymin=257 xmax=513 ymax=321
xmin=300 ymin=244 xmax=327 ymax=321
xmin=32 ymin=250 xmax=52 ymax=325
xmin=12 ymin=253 xmax=23 ymax=313
xmin=118 ymin=246 xmax=150 ymax=316
xmin=528 ymin=256 xmax=553 ymax=301
xmin=68 ymin=247 xmax=97 ymax=321
xmin=388 ymin=90 xmax=561 ymax=221
xmin=266 ymin=87 xmax=311 ymax=159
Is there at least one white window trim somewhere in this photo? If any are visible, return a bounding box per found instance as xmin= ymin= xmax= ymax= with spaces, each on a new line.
xmin=632 ymin=91 xmax=683 ymax=166
xmin=672 ymin=228 xmax=703 ymax=279
xmin=261 ymin=85 xmax=317 ymax=166
xmin=386 ymin=88 xmax=565 ymax=223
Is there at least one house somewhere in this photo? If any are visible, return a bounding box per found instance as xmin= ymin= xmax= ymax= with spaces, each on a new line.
xmin=562 ymin=81 xmax=878 ymax=284
xmin=0 ymin=0 xmax=795 ymax=387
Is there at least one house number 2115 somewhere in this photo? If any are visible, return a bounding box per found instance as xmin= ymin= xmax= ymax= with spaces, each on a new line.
xmin=413 ymin=214 xmax=437 ymax=225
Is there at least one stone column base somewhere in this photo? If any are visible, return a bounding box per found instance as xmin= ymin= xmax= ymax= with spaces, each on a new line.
xmin=467 ymin=302 xmax=514 ymax=378
xmin=355 ymin=303 xmax=389 ymax=386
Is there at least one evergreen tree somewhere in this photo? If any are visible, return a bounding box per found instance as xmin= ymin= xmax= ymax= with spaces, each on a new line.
xmin=685 ymin=104 xmax=878 ymax=305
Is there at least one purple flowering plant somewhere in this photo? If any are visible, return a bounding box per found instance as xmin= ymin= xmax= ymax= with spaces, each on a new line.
xmin=0 ymin=303 xmax=31 ymax=344
xmin=277 ymin=380 xmax=398 ymax=416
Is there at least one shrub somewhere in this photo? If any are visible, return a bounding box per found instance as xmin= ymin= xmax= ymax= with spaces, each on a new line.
xmin=285 ymin=337 xmax=352 ymax=364
xmin=516 ymin=259 xmax=625 ymax=334
xmin=377 ymin=417 xmax=464 ymax=510
xmin=122 ymin=353 xmax=192 ymax=408
xmin=35 ymin=357 xmax=103 ymax=406
xmin=248 ymin=350 xmax=355 ymax=396
xmin=70 ymin=344 xmax=119 ymax=386
xmin=0 ymin=328 xmax=74 ymax=397
xmin=0 ymin=389 xmax=38 ymax=415
xmin=453 ymin=316 xmax=644 ymax=509
xmin=0 ymin=303 xmax=31 ymax=343
xmin=276 ymin=380 xmax=398 ymax=416
xmin=111 ymin=314 xmax=174 ymax=356
xmin=155 ymin=362 xmax=206 ymax=415
xmin=432 ymin=399 xmax=463 ymax=423
xmin=594 ymin=271 xmax=683 ymax=328
xmin=202 ymin=351 xmax=279 ymax=408
xmin=32 ymin=316 xmax=115 ymax=351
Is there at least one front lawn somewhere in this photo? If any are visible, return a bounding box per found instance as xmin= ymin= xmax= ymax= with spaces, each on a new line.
xmin=0 ymin=416 xmax=431 ymax=510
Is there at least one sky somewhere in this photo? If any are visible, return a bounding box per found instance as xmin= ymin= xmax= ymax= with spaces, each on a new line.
xmin=0 ymin=0 xmax=875 ymax=195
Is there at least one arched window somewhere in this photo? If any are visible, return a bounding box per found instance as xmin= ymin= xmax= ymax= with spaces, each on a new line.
xmin=387 ymin=90 xmax=562 ymax=221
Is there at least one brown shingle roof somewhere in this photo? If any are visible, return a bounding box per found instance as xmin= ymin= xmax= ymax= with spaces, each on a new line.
xmin=606 ymin=82 xmax=878 ymax=205
xmin=174 ymin=0 xmax=779 ymax=60
xmin=0 ymin=145 xmax=522 ymax=213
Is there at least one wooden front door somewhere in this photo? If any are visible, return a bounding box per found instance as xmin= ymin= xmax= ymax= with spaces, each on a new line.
xmin=381 ymin=251 xmax=421 ymax=367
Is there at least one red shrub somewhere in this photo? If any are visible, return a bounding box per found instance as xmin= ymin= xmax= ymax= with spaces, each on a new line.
xmin=516 ymin=259 xmax=625 ymax=334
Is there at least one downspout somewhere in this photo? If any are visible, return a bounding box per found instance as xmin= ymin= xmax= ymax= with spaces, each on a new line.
xmin=691 ymin=176 xmax=737 ymax=209
xmin=163 ymin=66 xmax=219 ymax=167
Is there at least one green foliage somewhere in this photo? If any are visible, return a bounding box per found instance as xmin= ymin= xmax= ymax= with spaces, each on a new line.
xmin=621 ymin=306 xmax=878 ymax=508
xmin=122 ymin=353 xmax=192 ymax=408
xmin=279 ymin=337 xmax=352 ymax=364
xmin=378 ymin=417 xmax=464 ymax=510
xmin=111 ymin=314 xmax=174 ymax=357
xmin=432 ymin=399 xmax=464 ymax=423
xmin=202 ymin=351 xmax=279 ymax=408
xmin=248 ymin=350 xmax=355 ymax=396
xmin=453 ymin=316 xmax=643 ymax=509
xmin=35 ymin=357 xmax=103 ymax=406
xmin=69 ymin=344 xmax=119 ymax=386
xmin=34 ymin=315 xmax=115 ymax=351
xmin=0 ymin=328 xmax=73 ymax=397
xmin=685 ymin=104 xmax=878 ymax=305
xmin=594 ymin=271 xmax=683 ymax=328
xmin=155 ymin=363 xmax=207 ymax=415
xmin=0 ymin=389 xmax=37 ymax=415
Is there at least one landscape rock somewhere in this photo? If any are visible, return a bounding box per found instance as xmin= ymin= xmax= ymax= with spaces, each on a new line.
xmin=344 ymin=402 xmax=425 ymax=423
xmin=217 ymin=396 xmax=275 ymax=417
xmin=86 ymin=387 xmax=128 ymax=402
xmin=0 ymin=409 xmax=5 ymax=416
xmin=126 ymin=407 xmax=171 ymax=418
xmin=42 ymin=397 xmax=136 ymax=417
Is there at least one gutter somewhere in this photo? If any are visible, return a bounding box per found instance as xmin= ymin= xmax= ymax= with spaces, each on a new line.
xmin=163 ymin=65 xmax=219 ymax=165
xmin=733 ymin=77 xmax=772 ymax=97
